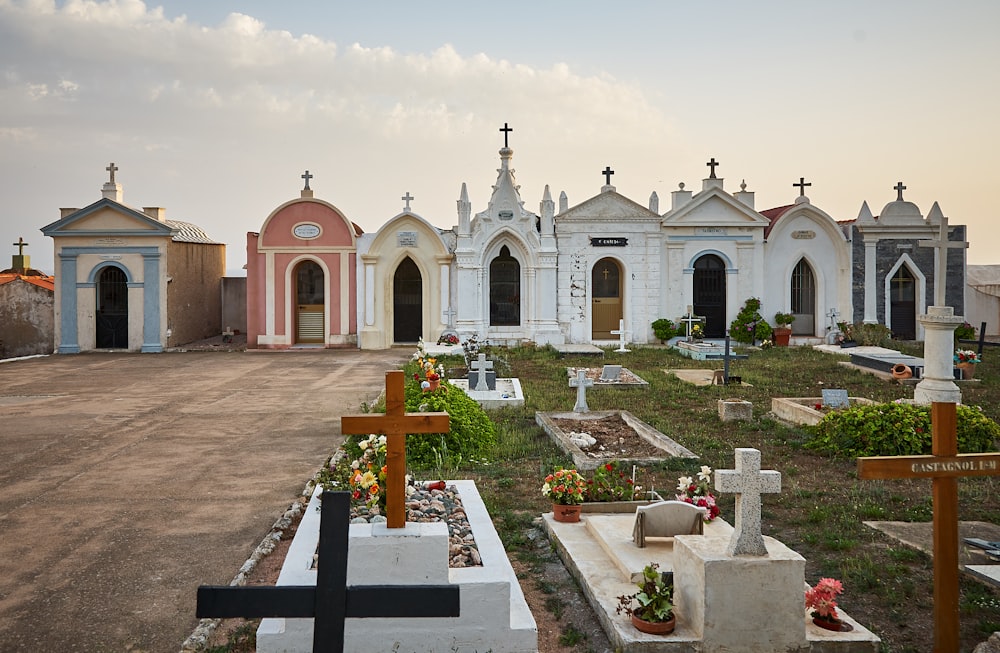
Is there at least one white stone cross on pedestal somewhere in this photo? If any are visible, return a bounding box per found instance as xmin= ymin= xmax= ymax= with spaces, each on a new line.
xmin=470 ymin=353 xmax=494 ymax=391
xmin=918 ymin=216 xmax=968 ymax=307
xmin=715 ymin=448 xmax=781 ymax=556
xmin=569 ymin=369 xmax=594 ymax=413
xmin=610 ymin=319 xmax=630 ymax=352
xmin=679 ymin=311 xmax=701 ymax=340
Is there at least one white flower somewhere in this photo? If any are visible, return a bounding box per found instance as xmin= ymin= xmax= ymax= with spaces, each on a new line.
xmin=677 ymin=476 xmax=694 ymax=492
xmin=377 ymin=435 xmax=387 ymax=447
xmin=698 ymin=466 xmax=713 ymax=482
xmin=350 ymin=460 xmax=359 ymax=469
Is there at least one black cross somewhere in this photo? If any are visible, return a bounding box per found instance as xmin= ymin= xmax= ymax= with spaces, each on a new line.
xmin=706 ymin=157 xmax=719 ymax=179
xmin=793 ymin=177 xmax=811 ymax=196
xmin=894 ymin=181 xmax=906 ymax=201
xmin=13 ymin=237 xmax=28 ymax=256
xmin=302 ymin=170 xmax=313 ymax=190
xmin=196 ymin=492 xmax=460 ymax=653
xmin=705 ymin=333 xmax=749 ymax=382
xmin=602 ymin=166 xmax=614 ymax=185
xmin=959 ymin=322 xmax=1000 ymax=360
xmin=499 ymin=122 xmax=513 ymax=148
xmin=106 ymin=162 xmax=118 ymax=184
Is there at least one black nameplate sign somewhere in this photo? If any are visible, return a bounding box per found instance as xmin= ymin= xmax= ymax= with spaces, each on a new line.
xmin=590 ymin=237 xmax=628 ymax=247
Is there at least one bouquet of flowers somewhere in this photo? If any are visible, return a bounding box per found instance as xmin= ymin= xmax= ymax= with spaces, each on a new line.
xmin=805 ymin=577 xmax=844 ymax=623
xmin=437 ymin=332 xmax=460 ymax=346
xmin=349 ymin=434 xmax=388 ymax=512
xmin=542 ymin=468 xmax=587 ymax=505
xmin=955 ymin=349 xmax=981 ymax=364
xmin=585 ymin=461 xmax=643 ymax=502
xmin=676 ymin=465 xmax=720 ymax=522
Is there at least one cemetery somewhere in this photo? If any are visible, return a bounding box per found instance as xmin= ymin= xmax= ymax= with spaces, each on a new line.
xmin=195 ymin=330 xmax=1000 ymax=653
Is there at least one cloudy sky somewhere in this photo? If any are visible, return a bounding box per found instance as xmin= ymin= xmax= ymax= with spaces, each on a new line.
xmin=2 ymin=0 xmax=997 ymax=275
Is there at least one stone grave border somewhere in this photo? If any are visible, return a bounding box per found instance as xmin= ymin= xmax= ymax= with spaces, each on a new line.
xmin=565 ymin=366 xmax=650 ymax=388
xmin=771 ymin=397 xmax=877 ymax=427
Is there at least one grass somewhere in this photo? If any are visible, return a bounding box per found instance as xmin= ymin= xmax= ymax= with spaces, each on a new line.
xmin=416 ymin=341 xmax=1000 ymax=652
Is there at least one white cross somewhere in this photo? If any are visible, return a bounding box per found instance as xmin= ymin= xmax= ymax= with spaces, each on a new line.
xmin=402 ymin=191 xmax=414 ymax=212
xmin=610 ymin=319 xmax=630 ymax=352
xmin=470 ymin=353 xmax=494 ymax=391
xmin=826 ymin=308 xmax=840 ymax=330
xmin=918 ymin=216 xmax=968 ymax=307
xmin=568 ymin=369 xmax=594 ymax=413
xmin=679 ymin=314 xmax=701 ymax=339
xmin=715 ymin=448 xmax=781 ymax=556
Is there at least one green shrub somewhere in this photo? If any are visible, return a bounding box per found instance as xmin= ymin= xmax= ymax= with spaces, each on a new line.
xmin=955 ymin=321 xmax=976 ymax=342
xmin=807 ymin=403 xmax=1000 ymax=457
xmin=854 ymin=323 xmax=893 ymax=346
xmin=729 ymin=297 xmax=773 ymax=344
xmin=651 ymin=318 xmax=676 ymax=342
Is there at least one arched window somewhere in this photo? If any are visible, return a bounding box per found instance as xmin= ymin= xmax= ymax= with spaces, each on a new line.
xmin=490 ymin=245 xmax=520 ymax=326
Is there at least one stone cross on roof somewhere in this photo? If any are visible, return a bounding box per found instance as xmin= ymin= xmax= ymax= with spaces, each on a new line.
xmin=602 ymin=166 xmax=615 ymax=185
xmin=470 ymin=353 xmax=494 ymax=391
xmin=301 ymin=170 xmax=313 ymax=190
xmin=499 ymin=122 xmax=513 ymax=148
xmin=894 ymin=181 xmax=907 ymax=201
xmin=13 ymin=237 xmax=28 ymax=256
xmin=706 ymin=157 xmax=719 ymax=179
xmin=919 ymin=216 xmax=968 ymax=307
xmin=105 ymin=162 xmax=118 ymax=184
xmin=569 ymin=369 xmax=593 ymax=413
xmin=793 ymin=177 xmax=811 ymax=196
xmin=715 ymin=448 xmax=781 ymax=556
xmin=401 ymin=191 xmax=414 ymax=212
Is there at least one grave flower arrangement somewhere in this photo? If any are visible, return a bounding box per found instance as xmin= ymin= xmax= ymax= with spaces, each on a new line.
xmin=348 ymin=434 xmax=388 ymax=512
xmin=437 ymin=332 xmax=460 ymax=346
xmin=541 ymin=468 xmax=587 ymax=505
xmin=955 ymin=349 xmax=981 ymax=364
xmin=585 ymin=461 xmax=643 ymax=502
xmin=676 ymin=465 xmax=720 ymax=522
xmin=690 ymin=324 xmax=704 ymax=340
xmin=616 ymin=563 xmax=675 ymax=631
xmin=805 ymin=577 xmax=844 ymax=630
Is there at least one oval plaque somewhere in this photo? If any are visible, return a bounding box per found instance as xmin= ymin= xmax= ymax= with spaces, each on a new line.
xmin=293 ymin=223 xmax=321 ymax=239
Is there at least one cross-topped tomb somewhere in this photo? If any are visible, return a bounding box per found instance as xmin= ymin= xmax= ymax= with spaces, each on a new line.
xmin=715 ymin=448 xmax=781 ymax=556
xmin=340 ymin=371 xmax=449 ymax=528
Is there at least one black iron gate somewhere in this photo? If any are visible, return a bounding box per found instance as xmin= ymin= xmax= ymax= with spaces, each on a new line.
xmin=96 ymin=266 xmax=128 ymax=348
xmin=693 ymin=255 xmax=726 ymax=338
xmin=393 ymin=258 xmax=422 ymax=343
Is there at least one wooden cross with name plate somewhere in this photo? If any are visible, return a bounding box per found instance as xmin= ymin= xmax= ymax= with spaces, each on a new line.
xmin=340 ymin=370 xmax=450 ymax=528
xmin=857 ymin=402 xmax=1000 ymax=653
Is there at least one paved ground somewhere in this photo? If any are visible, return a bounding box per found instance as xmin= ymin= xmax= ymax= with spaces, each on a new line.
xmin=0 ymin=347 xmax=409 ymax=652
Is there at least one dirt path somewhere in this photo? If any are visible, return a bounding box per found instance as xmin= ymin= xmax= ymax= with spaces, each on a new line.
xmin=0 ymin=349 xmax=407 ymax=652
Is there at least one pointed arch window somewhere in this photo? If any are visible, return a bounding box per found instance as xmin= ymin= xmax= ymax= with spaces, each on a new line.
xmin=490 ymin=245 xmax=520 ymax=326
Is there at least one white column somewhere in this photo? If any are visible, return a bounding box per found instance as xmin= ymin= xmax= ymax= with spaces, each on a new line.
xmin=439 ymin=263 xmax=450 ymax=325
xmin=365 ymin=262 xmax=376 ymax=327
xmin=863 ymin=239 xmax=877 ymax=324
xmin=914 ymin=306 xmax=963 ymax=404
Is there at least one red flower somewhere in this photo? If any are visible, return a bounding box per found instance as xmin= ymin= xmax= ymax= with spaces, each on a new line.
xmin=605 ymin=463 xmax=614 ymax=471
xmin=413 ymin=373 xmax=420 ymax=380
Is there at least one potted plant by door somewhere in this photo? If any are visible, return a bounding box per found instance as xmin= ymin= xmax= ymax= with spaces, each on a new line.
xmin=773 ymin=312 xmax=795 ymax=347
xmin=616 ymin=563 xmax=675 ymax=635
xmin=541 ymin=468 xmax=587 ymax=523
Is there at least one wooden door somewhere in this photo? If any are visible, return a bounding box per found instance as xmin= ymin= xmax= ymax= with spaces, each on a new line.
xmin=592 ymin=258 xmax=622 ymax=339
xmin=295 ymin=261 xmax=325 ymax=344
xmin=791 ymin=258 xmax=816 ymax=335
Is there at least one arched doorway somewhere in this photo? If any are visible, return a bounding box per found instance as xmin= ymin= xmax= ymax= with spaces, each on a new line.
xmin=489 ymin=245 xmax=520 ymax=326
xmin=295 ymin=260 xmax=325 ymax=344
xmin=592 ymin=258 xmax=622 ymax=339
xmin=790 ymin=258 xmax=816 ymax=335
xmin=96 ymin=266 xmax=128 ymax=348
xmin=890 ymin=266 xmax=916 ymax=340
xmin=693 ymin=254 xmax=726 ymax=337
xmin=393 ymin=257 xmax=423 ymax=343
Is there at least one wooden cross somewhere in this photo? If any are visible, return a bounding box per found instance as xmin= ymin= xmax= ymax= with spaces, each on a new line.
xmin=301 ymin=170 xmax=313 ymax=190
xmin=401 ymin=191 xmax=414 ymax=211
xmin=706 ymin=157 xmax=720 ymax=179
xmin=793 ymin=177 xmax=811 ymax=196
xmin=919 ymin=216 xmax=968 ymax=307
xmin=13 ymin=237 xmax=28 ymax=256
xmin=715 ymin=448 xmax=781 ymax=556
xmin=602 ymin=166 xmax=615 ymax=185
xmin=341 ymin=371 xmax=449 ymax=528
xmin=959 ymin=321 xmax=1000 ymax=360
xmin=569 ymin=369 xmax=593 ymax=413
xmin=894 ymin=181 xmax=907 ymax=201
xmin=196 ymin=492 xmax=460 ymax=653
xmin=106 ymin=162 xmax=118 ymax=184
xmin=858 ymin=402 xmax=1000 ymax=653
xmin=470 ymin=353 xmax=494 ymax=391
xmin=499 ymin=122 xmax=513 ymax=148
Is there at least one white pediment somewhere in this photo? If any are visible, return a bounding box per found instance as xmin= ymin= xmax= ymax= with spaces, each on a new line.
xmin=558 ymin=191 xmax=660 ymax=222
xmin=662 ymin=189 xmax=770 ymax=227
xmin=41 ymin=198 xmax=175 ymax=238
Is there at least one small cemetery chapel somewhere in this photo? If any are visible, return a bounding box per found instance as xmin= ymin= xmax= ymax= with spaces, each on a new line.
xmin=40 ymin=164 xmax=225 ymax=353
xmin=0 ymin=238 xmax=55 ymax=358
xmin=311 ymin=125 xmax=968 ymax=349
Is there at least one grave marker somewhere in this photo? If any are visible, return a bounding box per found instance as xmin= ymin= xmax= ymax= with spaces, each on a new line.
xmin=679 ymin=309 xmax=702 ymax=340
xmin=569 ymin=369 xmax=593 ymax=413
xmin=600 ymin=364 xmax=622 ymax=382
xmin=715 ymin=448 xmax=781 ymax=556
xmin=610 ymin=319 xmax=630 ymax=352
xmin=704 ymin=334 xmax=748 ymax=383
xmin=196 ymin=492 xmax=460 ymax=653
xmin=918 ymin=216 xmax=968 ymax=307
xmin=821 ymin=389 xmax=850 ymax=408
xmin=341 ymin=371 xmax=450 ymax=528
xmin=470 ymin=353 xmax=494 ymax=391
xmin=858 ymin=402 xmax=1000 ymax=653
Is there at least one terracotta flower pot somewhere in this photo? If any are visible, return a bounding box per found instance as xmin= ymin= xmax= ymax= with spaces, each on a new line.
xmin=773 ymin=326 xmax=792 ymax=347
xmin=957 ymin=362 xmax=976 ymax=380
xmin=426 ymin=378 xmax=441 ymax=391
xmin=812 ymin=615 xmax=852 ymax=632
xmin=631 ymin=613 xmax=676 ymax=635
xmin=552 ymin=504 xmax=582 ymax=523
xmin=891 ymin=363 xmax=912 ymax=380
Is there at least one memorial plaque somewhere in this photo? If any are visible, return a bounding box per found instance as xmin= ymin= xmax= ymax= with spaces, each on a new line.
xmin=821 ymin=389 xmax=850 ymax=408
xmin=600 ymin=365 xmax=622 ymax=381
xmin=397 ymin=231 xmax=418 ymax=247
xmin=590 ymin=237 xmax=627 ymax=247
